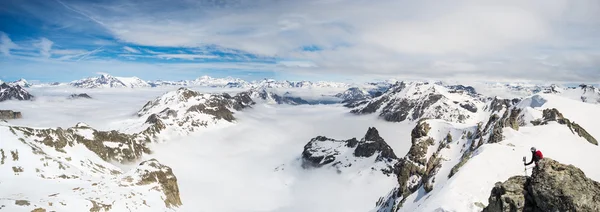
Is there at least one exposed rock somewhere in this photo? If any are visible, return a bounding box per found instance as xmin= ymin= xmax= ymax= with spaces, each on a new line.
xmin=31 ymin=208 xmax=46 ymax=212
xmin=69 ymin=93 xmax=92 ymax=99
xmin=530 ymin=158 xmax=600 ymax=212
xmin=393 ymin=120 xmax=445 ymax=206
xmin=351 ymin=82 xmax=480 ymax=123
xmin=301 ymin=127 xmax=398 ymax=175
xmin=15 ymin=200 xmax=30 ymax=206
xmin=354 ymin=127 xmax=398 ymax=160
xmin=0 ymin=110 xmax=22 ymax=119
xmin=0 ymin=83 xmax=34 ymax=102
xmin=125 ymin=159 xmax=182 ymax=208
xmin=483 ymin=158 xmax=600 ymax=212
xmin=459 ymin=102 xmax=478 ymax=113
xmin=482 ymin=176 xmax=538 ymax=212
xmin=532 ymin=108 xmax=598 ymax=145
xmin=10 ymin=124 xmax=152 ymax=163
xmin=136 ymin=88 xmax=256 ymax=135
xmin=89 ymin=200 xmax=112 ymax=212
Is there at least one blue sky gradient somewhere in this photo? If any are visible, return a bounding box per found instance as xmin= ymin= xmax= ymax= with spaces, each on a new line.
xmin=1 ymin=0 xmax=599 ymax=83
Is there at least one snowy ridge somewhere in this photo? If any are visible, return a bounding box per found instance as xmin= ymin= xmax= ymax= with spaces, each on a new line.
xmin=70 ymin=74 xmax=150 ymax=88
xmin=0 ymin=124 xmax=181 ymax=212
xmin=350 ymin=82 xmax=487 ymax=124
xmin=123 ymin=87 xmax=255 ymax=135
xmin=480 ymin=82 xmax=600 ymax=104
xmin=373 ymin=93 xmax=600 ymax=212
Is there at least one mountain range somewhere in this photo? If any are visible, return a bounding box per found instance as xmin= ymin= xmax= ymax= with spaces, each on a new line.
xmin=1 ymin=76 xmax=600 ymax=211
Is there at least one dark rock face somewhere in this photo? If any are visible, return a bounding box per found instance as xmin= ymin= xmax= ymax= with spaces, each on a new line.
xmin=483 ymin=176 xmax=538 ymax=212
xmin=483 ymin=158 xmax=600 ymax=212
xmin=354 ymin=127 xmax=398 ymax=160
xmin=69 ymin=93 xmax=92 ymax=99
xmin=459 ymin=102 xmax=478 ymax=113
xmin=0 ymin=110 xmax=22 ymax=119
xmin=0 ymin=83 xmax=34 ymax=102
xmin=486 ymin=97 xmax=513 ymax=113
xmin=530 ymin=158 xmax=600 ymax=212
xmin=301 ymin=127 xmax=398 ymax=174
xmin=445 ymin=85 xmax=478 ymax=97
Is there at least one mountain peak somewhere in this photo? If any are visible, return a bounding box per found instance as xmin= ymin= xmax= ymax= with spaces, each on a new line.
xmin=0 ymin=83 xmax=34 ymax=102
xmin=364 ymin=127 xmax=383 ymax=142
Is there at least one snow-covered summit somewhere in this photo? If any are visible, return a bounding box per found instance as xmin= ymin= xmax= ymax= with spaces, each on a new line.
xmin=350 ymin=81 xmax=486 ymax=123
xmin=8 ymin=79 xmax=32 ymax=88
xmin=0 ymin=83 xmax=34 ymax=102
xmin=70 ymin=74 xmax=150 ymax=88
xmin=124 ymin=87 xmax=255 ymax=135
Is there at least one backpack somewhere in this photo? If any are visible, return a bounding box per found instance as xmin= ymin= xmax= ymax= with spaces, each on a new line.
xmin=535 ymin=150 xmax=543 ymax=159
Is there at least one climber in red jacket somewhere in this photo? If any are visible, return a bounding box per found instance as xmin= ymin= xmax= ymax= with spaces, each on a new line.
xmin=524 ymin=147 xmax=543 ymax=166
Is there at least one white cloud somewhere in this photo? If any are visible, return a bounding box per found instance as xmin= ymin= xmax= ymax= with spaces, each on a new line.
xmin=0 ymin=32 xmax=18 ymax=56
xmin=6 ymin=0 xmax=600 ymax=82
xmin=123 ymin=46 xmax=140 ymax=54
xmin=34 ymin=37 xmax=54 ymax=58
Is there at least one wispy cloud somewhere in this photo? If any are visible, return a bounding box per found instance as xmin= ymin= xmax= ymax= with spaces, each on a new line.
xmin=1 ymin=0 xmax=599 ymax=82
xmin=123 ymin=46 xmax=140 ymax=54
xmin=34 ymin=38 xmax=54 ymax=58
xmin=0 ymin=32 xmax=18 ymax=56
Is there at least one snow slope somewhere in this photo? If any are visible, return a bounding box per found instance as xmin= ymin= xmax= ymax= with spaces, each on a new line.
xmin=398 ymin=123 xmax=600 ymax=212
xmin=0 ymin=124 xmax=181 ymax=212
xmin=373 ymin=92 xmax=600 ymax=212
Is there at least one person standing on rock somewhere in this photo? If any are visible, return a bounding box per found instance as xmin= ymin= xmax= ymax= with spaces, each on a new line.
xmin=524 ymin=147 xmax=543 ymax=167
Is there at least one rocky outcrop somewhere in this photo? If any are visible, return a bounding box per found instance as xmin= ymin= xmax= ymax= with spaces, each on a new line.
xmin=301 ymin=127 xmax=399 ymax=175
xmin=9 ymin=123 xmax=151 ymax=163
xmin=0 ymin=83 xmax=34 ymax=102
xmin=69 ymin=93 xmax=92 ymax=99
xmin=483 ymin=158 xmax=600 ymax=212
xmin=0 ymin=110 xmax=22 ymax=120
xmin=482 ymin=176 xmax=537 ymax=212
xmin=531 ymin=108 xmax=598 ymax=145
xmin=122 ymin=159 xmax=182 ymax=208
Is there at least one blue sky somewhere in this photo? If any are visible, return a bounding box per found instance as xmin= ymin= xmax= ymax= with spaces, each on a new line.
xmin=1 ymin=0 xmax=599 ymax=83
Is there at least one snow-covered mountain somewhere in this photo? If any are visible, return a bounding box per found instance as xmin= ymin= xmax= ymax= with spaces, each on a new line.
xmin=8 ymin=79 xmax=32 ymax=88
xmin=0 ymin=123 xmax=181 ymax=211
xmin=349 ymin=82 xmax=487 ymax=123
xmin=480 ymin=82 xmax=600 ymax=104
xmin=301 ymin=127 xmax=399 ymax=176
xmin=122 ymin=87 xmax=255 ymax=135
xmin=251 ymin=78 xmax=349 ymax=89
xmin=372 ymin=93 xmax=600 ymax=212
xmin=70 ymin=74 xmax=150 ymax=88
xmin=0 ymin=83 xmax=34 ymax=102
